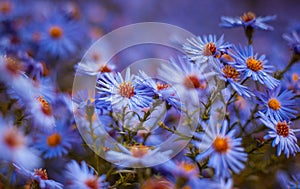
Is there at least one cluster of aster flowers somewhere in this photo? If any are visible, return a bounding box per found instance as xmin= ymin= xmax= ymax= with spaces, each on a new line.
xmin=1 ymin=1 xmax=300 ymax=188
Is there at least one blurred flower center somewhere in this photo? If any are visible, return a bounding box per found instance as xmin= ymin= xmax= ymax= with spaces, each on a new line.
xmin=213 ymin=136 xmax=230 ymax=153
xmin=203 ymin=42 xmax=217 ymax=56
xmin=49 ymin=26 xmax=63 ymax=39
xmin=130 ymin=145 xmax=149 ymax=158
xmin=36 ymin=96 xmax=52 ymax=116
xmin=141 ymin=178 xmax=174 ymax=189
xmin=47 ymin=132 xmax=62 ymax=147
xmin=241 ymin=12 xmax=256 ymax=22
xmin=183 ymin=75 xmax=201 ymax=89
xmin=268 ymin=98 xmax=281 ymax=110
xmin=4 ymin=127 xmax=25 ymax=149
xmin=221 ymin=53 xmax=234 ymax=62
xmin=292 ymin=73 xmax=299 ymax=82
xmin=222 ymin=65 xmax=240 ymax=81
xmin=32 ymin=32 xmax=41 ymax=42
xmin=5 ymin=57 xmax=21 ymax=75
xmin=0 ymin=2 xmax=12 ymax=14
xmin=246 ymin=57 xmax=263 ymax=72
xmin=118 ymin=82 xmax=134 ymax=98
xmin=98 ymin=64 xmax=111 ymax=73
xmin=34 ymin=168 xmax=48 ymax=180
xmin=276 ymin=121 xmax=289 ymax=137
xmin=178 ymin=162 xmax=198 ymax=175
xmin=156 ymin=82 xmax=170 ymax=90
xmin=84 ymin=177 xmax=99 ymax=189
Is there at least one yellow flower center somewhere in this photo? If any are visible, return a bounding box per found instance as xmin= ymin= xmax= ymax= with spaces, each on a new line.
xmin=240 ymin=12 xmax=256 ymax=22
xmin=47 ymin=132 xmax=62 ymax=147
xmin=222 ymin=65 xmax=240 ymax=81
xmin=276 ymin=121 xmax=289 ymax=137
xmin=49 ymin=26 xmax=63 ymax=39
xmin=118 ymin=82 xmax=134 ymax=98
xmin=268 ymin=98 xmax=281 ymax=110
xmin=34 ymin=168 xmax=48 ymax=180
xmin=36 ymin=96 xmax=52 ymax=116
xmin=213 ymin=136 xmax=230 ymax=153
xmin=246 ymin=57 xmax=263 ymax=72
xmin=130 ymin=145 xmax=149 ymax=158
xmin=203 ymin=42 xmax=217 ymax=56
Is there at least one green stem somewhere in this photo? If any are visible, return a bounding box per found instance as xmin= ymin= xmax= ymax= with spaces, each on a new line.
xmin=275 ymin=53 xmax=300 ymax=79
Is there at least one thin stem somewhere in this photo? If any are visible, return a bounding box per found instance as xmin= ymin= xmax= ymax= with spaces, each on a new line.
xmin=275 ymin=54 xmax=300 ymax=79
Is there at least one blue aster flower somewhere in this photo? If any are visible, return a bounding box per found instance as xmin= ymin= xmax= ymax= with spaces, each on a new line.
xmin=277 ymin=171 xmax=300 ymax=189
xmin=214 ymin=59 xmax=254 ymax=97
xmin=35 ymin=11 xmax=86 ymax=60
xmin=283 ymin=31 xmax=300 ymax=55
xmin=183 ymin=34 xmax=232 ymax=63
xmin=96 ymin=68 xmax=154 ymax=111
xmin=258 ymin=111 xmax=300 ymax=158
xmin=195 ymin=120 xmax=247 ymax=178
xmin=256 ymin=87 xmax=297 ymax=121
xmin=14 ymin=164 xmax=63 ymax=189
xmin=65 ymin=160 xmax=108 ymax=189
xmin=34 ymin=121 xmax=76 ymax=159
xmin=220 ymin=12 xmax=276 ymax=31
xmin=229 ymin=45 xmax=279 ymax=89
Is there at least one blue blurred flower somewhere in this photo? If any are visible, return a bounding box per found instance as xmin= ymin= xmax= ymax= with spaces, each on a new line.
xmin=34 ymin=122 xmax=76 ymax=159
xmin=195 ymin=120 xmax=247 ymax=178
xmin=220 ymin=12 xmax=276 ymax=31
xmin=283 ymin=31 xmax=300 ymax=55
xmin=96 ymin=68 xmax=154 ymax=111
xmin=229 ymin=45 xmax=279 ymax=89
xmin=36 ymin=12 xmax=87 ymax=60
xmin=65 ymin=160 xmax=108 ymax=189
xmin=14 ymin=163 xmax=63 ymax=189
xmin=0 ymin=118 xmax=41 ymax=170
xmin=183 ymin=34 xmax=231 ymax=63
xmin=105 ymin=144 xmax=172 ymax=167
xmin=258 ymin=111 xmax=300 ymax=158
xmin=256 ymin=87 xmax=297 ymax=121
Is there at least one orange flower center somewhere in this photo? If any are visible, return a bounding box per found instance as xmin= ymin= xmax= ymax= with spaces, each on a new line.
xmin=4 ymin=57 xmax=22 ymax=75
xmin=4 ymin=127 xmax=25 ymax=149
xmin=183 ymin=75 xmax=202 ymax=89
xmin=130 ymin=145 xmax=149 ymax=158
xmin=47 ymin=132 xmax=62 ymax=147
xmin=292 ymin=73 xmax=299 ymax=82
xmin=36 ymin=96 xmax=52 ymax=116
xmin=276 ymin=121 xmax=289 ymax=137
xmin=85 ymin=177 xmax=99 ymax=189
xmin=246 ymin=57 xmax=263 ymax=72
xmin=222 ymin=65 xmax=240 ymax=81
xmin=213 ymin=136 xmax=230 ymax=153
xmin=34 ymin=169 xmax=48 ymax=180
xmin=141 ymin=178 xmax=174 ymax=189
xmin=118 ymin=82 xmax=134 ymax=98
xmin=98 ymin=65 xmax=111 ymax=73
xmin=203 ymin=42 xmax=217 ymax=56
xmin=178 ymin=161 xmax=198 ymax=176
xmin=49 ymin=26 xmax=63 ymax=39
xmin=241 ymin=12 xmax=256 ymax=22
xmin=0 ymin=2 xmax=12 ymax=14
xmin=156 ymin=82 xmax=170 ymax=90
xmin=268 ymin=98 xmax=281 ymax=110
